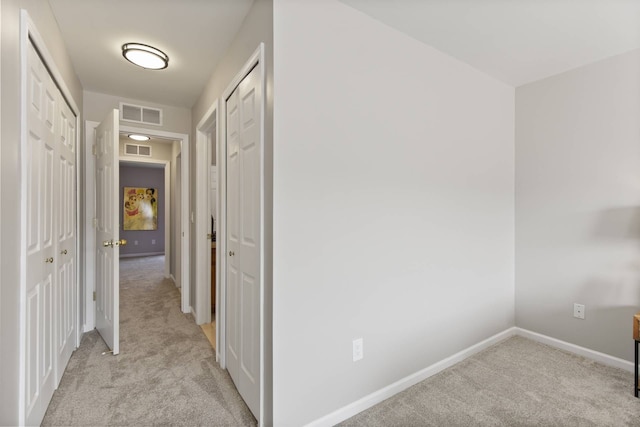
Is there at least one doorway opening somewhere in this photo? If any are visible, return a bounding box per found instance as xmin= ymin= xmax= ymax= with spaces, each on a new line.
xmin=83 ymin=122 xmax=190 ymax=336
xmin=197 ymin=113 xmax=218 ymax=351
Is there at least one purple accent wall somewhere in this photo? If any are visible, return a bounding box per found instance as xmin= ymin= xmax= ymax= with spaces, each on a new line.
xmin=119 ymin=164 xmax=165 ymax=256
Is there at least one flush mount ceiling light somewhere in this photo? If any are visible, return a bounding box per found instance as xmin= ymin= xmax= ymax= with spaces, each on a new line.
xmin=122 ymin=43 xmax=168 ymax=70
xmin=128 ymin=134 xmax=150 ymax=142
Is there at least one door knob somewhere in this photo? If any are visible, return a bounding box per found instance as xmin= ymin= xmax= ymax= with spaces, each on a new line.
xmin=103 ymin=240 xmax=113 ymax=247
xmin=45 ymin=257 xmax=54 ymax=263
xmin=115 ymin=239 xmax=127 ymax=246
xmin=60 ymin=249 xmax=67 ymax=255
xmin=229 ymin=251 xmax=235 ymax=256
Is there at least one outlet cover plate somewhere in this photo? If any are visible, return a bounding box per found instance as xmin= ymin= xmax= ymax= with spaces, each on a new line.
xmin=574 ymin=303 xmax=585 ymax=319
xmin=353 ymin=338 xmax=363 ymax=362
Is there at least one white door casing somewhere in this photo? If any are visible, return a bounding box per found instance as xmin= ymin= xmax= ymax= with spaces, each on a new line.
xmin=95 ymin=109 xmax=120 ymax=355
xmin=195 ymin=101 xmax=218 ymax=326
xmin=226 ymin=62 xmax=262 ymax=419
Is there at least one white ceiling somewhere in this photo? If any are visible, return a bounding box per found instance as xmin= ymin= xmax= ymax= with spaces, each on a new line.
xmin=49 ymin=0 xmax=254 ymax=107
xmin=341 ymin=0 xmax=640 ymax=87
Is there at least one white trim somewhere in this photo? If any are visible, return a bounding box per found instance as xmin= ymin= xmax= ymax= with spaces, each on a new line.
xmin=169 ymin=274 xmax=177 ymax=285
xmin=220 ymin=43 xmax=266 ymax=425
xmin=195 ymin=100 xmax=218 ymax=326
xmin=515 ymin=328 xmax=634 ymax=372
xmin=306 ymin=328 xmax=517 ymax=427
xmin=20 ymin=11 xmax=82 ymax=425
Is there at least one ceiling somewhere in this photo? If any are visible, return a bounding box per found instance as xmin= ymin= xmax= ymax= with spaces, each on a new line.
xmin=49 ymin=0 xmax=254 ymax=108
xmin=341 ymin=0 xmax=640 ymax=87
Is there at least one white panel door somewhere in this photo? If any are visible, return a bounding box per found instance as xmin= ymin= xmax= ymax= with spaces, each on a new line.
xmin=24 ymin=41 xmax=58 ymax=426
xmin=95 ymin=109 xmax=120 ymax=355
xmin=226 ymin=64 xmax=261 ymax=418
xmin=55 ymin=92 xmax=78 ymax=385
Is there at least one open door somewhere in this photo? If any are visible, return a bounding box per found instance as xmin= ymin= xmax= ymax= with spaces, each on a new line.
xmin=95 ymin=109 xmax=122 ymax=355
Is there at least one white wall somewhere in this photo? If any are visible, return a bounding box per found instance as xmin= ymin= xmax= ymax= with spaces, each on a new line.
xmin=515 ymin=49 xmax=640 ymax=362
xmin=272 ymin=0 xmax=515 ymax=425
xmin=0 ymin=1 xmax=83 ymax=423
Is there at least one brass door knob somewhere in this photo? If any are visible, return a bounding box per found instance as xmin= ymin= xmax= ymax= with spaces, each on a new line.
xmin=45 ymin=257 xmax=54 ymax=263
xmin=115 ymin=239 xmax=127 ymax=246
xmin=60 ymin=249 xmax=67 ymax=255
xmin=103 ymin=240 xmax=113 ymax=247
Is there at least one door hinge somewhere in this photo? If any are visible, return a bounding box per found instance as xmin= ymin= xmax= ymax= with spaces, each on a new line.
xmin=92 ymin=144 xmax=97 ymax=155
xmin=93 ymin=291 xmax=96 ymax=301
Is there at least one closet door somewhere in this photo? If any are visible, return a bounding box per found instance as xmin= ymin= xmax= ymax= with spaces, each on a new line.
xmin=25 ymin=40 xmax=58 ymax=427
xmin=24 ymin=39 xmax=78 ymax=426
xmin=55 ymin=93 xmax=77 ymax=385
xmin=226 ymin=63 xmax=262 ymax=419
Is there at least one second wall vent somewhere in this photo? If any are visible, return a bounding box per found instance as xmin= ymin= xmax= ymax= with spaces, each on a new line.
xmin=124 ymin=143 xmax=152 ymax=157
xmin=120 ymin=102 xmax=163 ymax=126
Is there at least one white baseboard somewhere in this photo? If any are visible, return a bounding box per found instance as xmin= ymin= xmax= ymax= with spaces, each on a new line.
xmin=306 ymin=327 xmax=517 ymax=427
xmin=169 ymin=274 xmax=177 ymax=286
xmin=515 ymin=327 xmax=633 ymax=373
xmin=119 ymin=251 xmax=165 ymax=259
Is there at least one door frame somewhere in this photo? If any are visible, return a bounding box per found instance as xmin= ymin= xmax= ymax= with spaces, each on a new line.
xmin=219 ymin=43 xmax=266 ymax=423
xmin=195 ymin=100 xmax=218 ymax=329
xmin=84 ymin=124 xmax=191 ymax=330
xmin=19 ymin=10 xmax=82 ymax=425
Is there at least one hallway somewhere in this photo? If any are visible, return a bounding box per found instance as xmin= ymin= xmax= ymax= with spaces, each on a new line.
xmin=42 ymin=256 xmax=255 ymax=426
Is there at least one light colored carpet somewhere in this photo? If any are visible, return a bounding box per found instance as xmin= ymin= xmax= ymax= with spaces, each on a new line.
xmin=42 ymin=255 xmax=256 ymax=426
xmin=341 ymin=335 xmax=640 ymax=426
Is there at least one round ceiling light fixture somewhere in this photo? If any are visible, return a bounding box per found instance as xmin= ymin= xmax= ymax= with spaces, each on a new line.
xmin=128 ymin=134 xmax=150 ymax=142
xmin=122 ymin=43 xmax=168 ymax=70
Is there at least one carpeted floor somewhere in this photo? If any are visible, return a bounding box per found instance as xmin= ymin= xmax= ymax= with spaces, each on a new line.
xmin=42 ymin=255 xmax=256 ymax=426
xmin=341 ymin=335 xmax=640 ymax=426
xmin=42 ymin=256 xmax=640 ymax=426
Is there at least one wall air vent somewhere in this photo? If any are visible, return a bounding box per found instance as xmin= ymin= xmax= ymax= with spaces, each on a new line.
xmin=124 ymin=143 xmax=152 ymax=157
xmin=119 ymin=102 xmax=163 ymax=126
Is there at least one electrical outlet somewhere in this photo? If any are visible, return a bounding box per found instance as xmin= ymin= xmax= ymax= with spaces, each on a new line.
xmin=352 ymin=338 xmax=364 ymax=362
xmin=151 ymin=239 xmax=156 ymax=244
xmin=573 ymin=303 xmax=585 ymax=319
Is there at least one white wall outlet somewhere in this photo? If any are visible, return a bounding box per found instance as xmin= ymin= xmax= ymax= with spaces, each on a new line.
xmin=573 ymin=303 xmax=585 ymax=319
xmin=134 ymin=240 xmax=138 ymax=246
xmin=352 ymin=338 xmax=364 ymax=362
xmin=151 ymin=239 xmax=156 ymax=244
